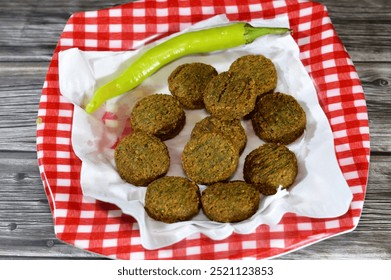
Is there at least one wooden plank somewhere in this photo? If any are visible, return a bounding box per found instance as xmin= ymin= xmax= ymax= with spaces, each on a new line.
xmin=0 ymin=62 xmax=47 ymax=152
xmin=355 ymin=62 xmax=391 ymax=151
xmin=325 ymin=2 xmax=391 ymax=23
xmin=279 ymin=231 xmax=391 ymax=259
xmin=333 ymin=22 xmax=391 ymax=62
xmin=0 ymin=0 xmax=121 ymax=61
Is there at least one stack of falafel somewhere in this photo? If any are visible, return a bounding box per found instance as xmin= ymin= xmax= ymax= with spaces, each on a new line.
xmin=114 ymin=55 xmax=306 ymax=224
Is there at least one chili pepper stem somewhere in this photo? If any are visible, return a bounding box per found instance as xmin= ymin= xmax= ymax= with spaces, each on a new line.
xmin=244 ymin=24 xmax=292 ymax=44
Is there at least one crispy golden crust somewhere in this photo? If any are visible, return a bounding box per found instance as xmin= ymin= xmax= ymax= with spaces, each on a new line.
xmin=203 ymin=71 xmax=258 ymax=120
xmin=201 ymin=181 xmax=260 ymax=223
xmin=144 ymin=176 xmax=201 ymax=223
xmin=130 ymin=94 xmax=186 ymax=140
xmin=251 ymin=92 xmax=306 ymax=144
xmin=114 ymin=132 xmax=170 ymax=186
xmin=182 ymin=132 xmax=239 ymax=185
xmin=191 ymin=116 xmax=247 ymax=154
xmin=243 ymin=143 xmax=298 ymax=195
xmin=229 ymin=54 xmax=277 ymax=96
xmin=168 ymin=63 xmax=218 ymax=109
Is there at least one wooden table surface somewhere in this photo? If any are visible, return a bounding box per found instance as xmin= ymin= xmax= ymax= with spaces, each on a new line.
xmin=0 ymin=0 xmax=390 ymax=259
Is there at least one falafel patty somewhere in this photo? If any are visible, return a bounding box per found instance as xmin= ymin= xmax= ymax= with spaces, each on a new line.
xmin=229 ymin=54 xmax=277 ymax=96
xmin=168 ymin=62 xmax=218 ymax=109
xmin=114 ymin=132 xmax=170 ymax=186
xmin=145 ymin=176 xmax=201 ymax=223
xmin=191 ymin=116 xmax=247 ymax=154
xmin=182 ymin=132 xmax=239 ymax=185
xmin=243 ymin=143 xmax=298 ymax=195
xmin=130 ymin=93 xmax=186 ymax=140
xmin=251 ymin=92 xmax=306 ymax=144
xmin=203 ymin=71 xmax=258 ymax=120
xmin=201 ymin=181 xmax=260 ymax=223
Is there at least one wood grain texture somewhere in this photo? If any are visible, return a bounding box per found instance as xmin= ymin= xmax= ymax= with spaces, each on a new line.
xmin=0 ymin=0 xmax=390 ymax=260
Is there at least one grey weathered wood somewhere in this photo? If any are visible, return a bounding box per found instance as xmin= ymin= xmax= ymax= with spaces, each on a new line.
xmin=0 ymin=0 xmax=390 ymax=260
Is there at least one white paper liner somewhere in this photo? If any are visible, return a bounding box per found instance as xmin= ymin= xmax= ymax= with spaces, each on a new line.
xmin=58 ymin=15 xmax=353 ymax=249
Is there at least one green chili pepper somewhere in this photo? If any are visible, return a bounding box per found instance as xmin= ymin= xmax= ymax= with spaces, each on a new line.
xmin=85 ymin=22 xmax=291 ymax=114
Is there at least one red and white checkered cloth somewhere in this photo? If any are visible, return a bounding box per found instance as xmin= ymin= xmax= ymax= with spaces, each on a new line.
xmin=36 ymin=0 xmax=370 ymax=259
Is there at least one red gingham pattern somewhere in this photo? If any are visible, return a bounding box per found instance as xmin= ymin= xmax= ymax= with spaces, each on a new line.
xmin=36 ymin=0 xmax=370 ymax=259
